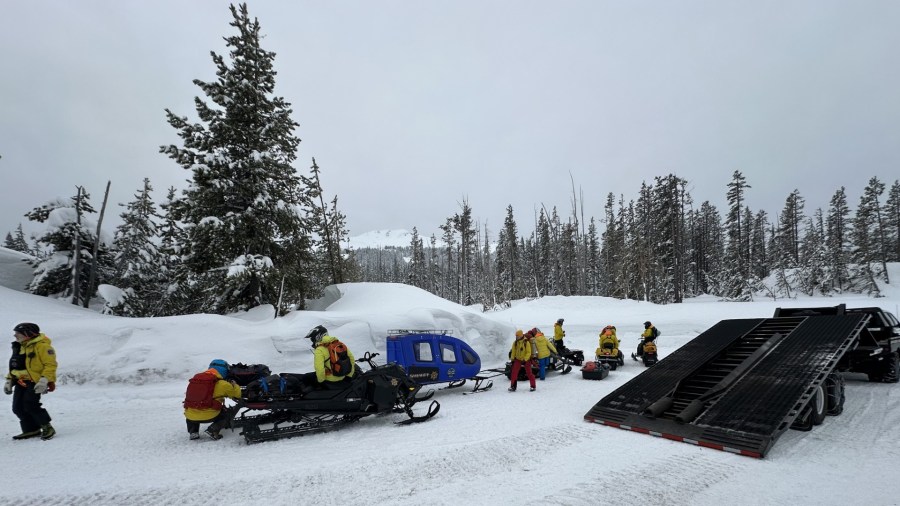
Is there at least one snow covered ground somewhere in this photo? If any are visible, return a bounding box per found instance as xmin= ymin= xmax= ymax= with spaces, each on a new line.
xmin=1 ymin=250 xmax=899 ymax=505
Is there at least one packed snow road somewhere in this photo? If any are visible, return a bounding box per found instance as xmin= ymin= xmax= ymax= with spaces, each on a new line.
xmin=2 ymin=352 xmax=898 ymax=506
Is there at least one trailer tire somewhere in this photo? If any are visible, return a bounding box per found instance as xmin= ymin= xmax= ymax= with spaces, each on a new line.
xmin=810 ymin=384 xmax=827 ymax=426
xmin=825 ymin=373 xmax=845 ymax=416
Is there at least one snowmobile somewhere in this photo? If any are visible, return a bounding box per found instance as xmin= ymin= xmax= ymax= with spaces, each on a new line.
xmin=595 ymin=342 xmax=624 ymax=370
xmin=581 ymin=360 xmax=611 ymax=380
xmin=229 ymin=352 xmax=439 ymax=443
xmin=386 ymin=330 xmax=499 ymax=393
xmin=632 ymin=339 xmax=658 ymax=367
xmin=595 ymin=326 xmax=625 ymax=370
xmin=555 ymin=345 xmax=585 ymax=366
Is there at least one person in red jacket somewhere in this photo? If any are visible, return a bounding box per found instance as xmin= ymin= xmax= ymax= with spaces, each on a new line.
xmin=183 ymin=359 xmax=242 ymax=441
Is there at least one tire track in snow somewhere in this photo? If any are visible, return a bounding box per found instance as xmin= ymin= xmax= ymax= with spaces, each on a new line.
xmin=536 ymin=453 xmax=742 ymax=506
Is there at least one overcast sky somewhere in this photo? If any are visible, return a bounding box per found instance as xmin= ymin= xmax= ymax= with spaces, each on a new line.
xmin=2 ymin=1 xmax=898 ymax=242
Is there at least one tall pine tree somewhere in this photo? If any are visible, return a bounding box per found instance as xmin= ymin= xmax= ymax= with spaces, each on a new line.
xmin=161 ymin=3 xmax=315 ymax=314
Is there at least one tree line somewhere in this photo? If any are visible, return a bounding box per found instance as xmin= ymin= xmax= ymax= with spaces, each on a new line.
xmin=352 ymin=172 xmax=900 ymax=308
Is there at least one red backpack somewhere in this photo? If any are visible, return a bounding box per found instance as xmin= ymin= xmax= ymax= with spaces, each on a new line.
xmin=183 ymin=371 xmax=223 ymax=410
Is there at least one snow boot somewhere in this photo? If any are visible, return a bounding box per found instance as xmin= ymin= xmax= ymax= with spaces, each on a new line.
xmin=508 ymin=386 xmax=516 ymax=392
xmin=205 ymin=428 xmax=223 ymax=440
xmin=530 ymin=387 xmax=536 ymax=392
xmin=189 ymin=432 xmax=200 ymax=440
xmin=12 ymin=430 xmax=40 ymax=440
xmin=40 ymin=424 xmax=55 ymax=440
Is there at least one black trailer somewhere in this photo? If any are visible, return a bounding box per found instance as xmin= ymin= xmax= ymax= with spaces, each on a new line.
xmin=584 ymin=305 xmax=900 ymax=458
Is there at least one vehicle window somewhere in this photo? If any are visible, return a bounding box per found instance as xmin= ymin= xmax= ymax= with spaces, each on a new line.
xmin=886 ymin=312 xmax=900 ymax=327
xmin=440 ymin=343 xmax=457 ymax=363
xmin=414 ymin=342 xmax=434 ymax=362
xmin=462 ymin=347 xmax=477 ymax=365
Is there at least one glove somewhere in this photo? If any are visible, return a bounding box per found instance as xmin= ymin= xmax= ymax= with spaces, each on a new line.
xmin=3 ymin=378 xmax=11 ymax=395
xmin=34 ymin=377 xmax=49 ymax=394
xmin=48 ymin=382 xmax=56 ymax=393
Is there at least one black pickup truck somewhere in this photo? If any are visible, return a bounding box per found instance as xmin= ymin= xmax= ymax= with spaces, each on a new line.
xmin=774 ymin=304 xmax=900 ymax=382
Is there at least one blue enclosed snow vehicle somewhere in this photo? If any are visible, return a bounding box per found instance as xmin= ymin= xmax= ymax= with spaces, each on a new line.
xmin=387 ymin=330 xmax=495 ymax=392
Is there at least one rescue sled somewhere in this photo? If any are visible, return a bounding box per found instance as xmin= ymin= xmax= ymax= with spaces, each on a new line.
xmin=229 ymin=352 xmax=439 ymax=443
xmin=387 ymin=330 xmax=497 ymax=393
xmin=581 ymin=361 xmax=611 ymax=380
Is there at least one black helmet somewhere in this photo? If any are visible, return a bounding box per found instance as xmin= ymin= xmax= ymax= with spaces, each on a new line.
xmin=644 ymin=321 xmax=652 ymax=328
xmin=13 ymin=322 xmax=40 ymax=338
xmin=305 ymin=325 xmax=328 ymax=346
xmin=557 ymin=318 xmax=564 ymax=325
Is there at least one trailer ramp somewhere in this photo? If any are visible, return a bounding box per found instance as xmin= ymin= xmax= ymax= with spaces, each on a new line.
xmin=585 ymin=314 xmax=868 ymax=458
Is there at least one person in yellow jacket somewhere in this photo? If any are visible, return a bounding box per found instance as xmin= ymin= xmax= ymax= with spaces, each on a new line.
xmin=553 ymin=318 xmax=566 ymax=352
xmin=533 ymin=329 xmax=558 ymax=380
xmin=4 ymin=322 xmax=58 ymax=440
xmin=634 ymin=321 xmax=659 ymax=359
xmin=183 ymin=359 xmax=242 ymax=440
xmin=509 ymin=329 xmax=537 ymax=392
xmin=307 ymin=325 xmax=357 ymax=386
xmin=597 ymin=326 xmax=620 ymax=358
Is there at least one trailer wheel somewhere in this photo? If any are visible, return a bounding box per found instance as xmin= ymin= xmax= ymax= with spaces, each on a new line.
xmin=825 ymin=373 xmax=845 ymax=416
xmin=810 ymin=384 xmax=827 ymax=426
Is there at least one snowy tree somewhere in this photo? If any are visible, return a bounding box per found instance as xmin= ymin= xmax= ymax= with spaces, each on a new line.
xmin=722 ymin=171 xmax=752 ymax=299
xmin=3 ymin=224 xmax=31 ymax=254
xmin=108 ymin=178 xmax=165 ymax=317
xmin=849 ymin=177 xmax=887 ymax=294
xmin=825 ymin=187 xmax=851 ymax=293
xmin=160 ymin=3 xmax=315 ymax=313
xmin=407 ymin=227 xmax=427 ymax=289
xmin=798 ymin=210 xmax=830 ymax=296
xmin=24 ymin=191 xmax=109 ymax=301
xmin=883 ymin=180 xmax=900 ymax=262
xmin=494 ymin=205 xmax=521 ymax=303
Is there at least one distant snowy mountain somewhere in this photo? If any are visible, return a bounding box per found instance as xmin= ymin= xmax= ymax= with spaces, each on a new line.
xmin=345 ymin=229 xmax=445 ymax=249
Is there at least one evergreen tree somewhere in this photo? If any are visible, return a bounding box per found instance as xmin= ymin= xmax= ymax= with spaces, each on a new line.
xmin=598 ymin=193 xmax=622 ymax=297
xmin=25 ymin=191 xmax=107 ymax=300
xmin=776 ymin=189 xmax=805 ymax=267
xmin=885 ymin=180 xmax=900 ymax=262
xmin=849 ymin=177 xmax=887 ymax=293
xmin=585 ymin=217 xmax=601 ymax=296
xmin=748 ymin=210 xmax=769 ymax=281
xmin=3 ymin=224 xmax=31 ymax=254
xmin=723 ymin=171 xmax=751 ymax=299
xmin=407 ymin=227 xmax=427 ymax=289
xmin=160 ymin=3 xmax=315 ymax=313
xmin=689 ymin=202 xmax=725 ymax=296
xmin=825 ymin=187 xmax=851 ymax=293
xmin=495 ymin=205 xmax=521 ymax=303
xmin=798 ymin=210 xmax=830 ymax=295
xmin=109 ymin=178 xmax=166 ymax=316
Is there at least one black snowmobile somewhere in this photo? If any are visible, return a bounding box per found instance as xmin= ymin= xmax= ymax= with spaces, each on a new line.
xmin=229 ymin=352 xmax=439 ymax=443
